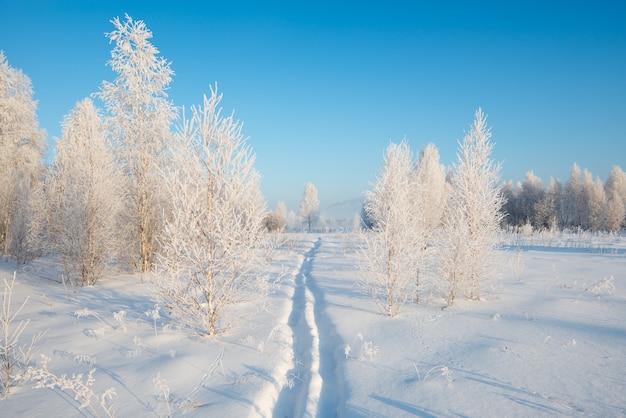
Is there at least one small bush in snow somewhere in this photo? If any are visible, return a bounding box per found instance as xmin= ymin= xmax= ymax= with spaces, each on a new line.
xmin=423 ymin=365 xmax=454 ymax=384
xmin=153 ymin=372 xmax=172 ymax=418
xmin=26 ymin=355 xmax=116 ymax=417
xmin=583 ymin=276 xmax=616 ymax=296
xmin=1 ymin=272 xmax=43 ymax=395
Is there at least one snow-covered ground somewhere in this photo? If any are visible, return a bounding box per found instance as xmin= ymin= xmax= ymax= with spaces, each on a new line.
xmin=2 ymin=232 xmax=626 ymax=417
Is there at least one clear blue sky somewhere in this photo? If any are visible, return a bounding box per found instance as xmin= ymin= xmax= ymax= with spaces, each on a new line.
xmin=1 ymin=0 xmax=624 ymax=211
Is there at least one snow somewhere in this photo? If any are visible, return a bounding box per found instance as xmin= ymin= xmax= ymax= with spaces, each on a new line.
xmin=2 ymin=232 xmax=626 ymax=417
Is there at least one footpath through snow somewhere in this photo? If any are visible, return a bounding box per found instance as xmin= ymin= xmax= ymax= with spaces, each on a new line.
xmin=272 ymin=237 xmax=346 ymax=417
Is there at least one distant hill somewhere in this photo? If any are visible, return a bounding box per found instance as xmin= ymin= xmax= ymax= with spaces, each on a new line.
xmin=320 ymin=197 xmax=364 ymax=229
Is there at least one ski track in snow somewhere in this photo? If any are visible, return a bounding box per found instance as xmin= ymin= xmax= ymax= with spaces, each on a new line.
xmin=272 ymin=237 xmax=345 ymax=418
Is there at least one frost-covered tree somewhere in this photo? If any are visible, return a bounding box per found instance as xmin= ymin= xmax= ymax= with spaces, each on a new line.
xmin=604 ymin=166 xmax=626 ymax=231
xmin=437 ymin=109 xmax=503 ymax=306
xmin=414 ymin=143 xmax=448 ymax=238
xmin=535 ymin=178 xmax=561 ymax=230
xmin=581 ymin=169 xmax=606 ymax=231
xmin=264 ymin=201 xmax=287 ymax=232
xmin=561 ymin=163 xmax=584 ymax=228
xmin=0 ymin=52 xmax=45 ymax=261
xmin=97 ymin=15 xmax=176 ymax=273
xmin=155 ymin=88 xmax=267 ymax=336
xmin=410 ymin=143 xmax=447 ymax=302
xmin=299 ymin=183 xmax=319 ymax=232
xmin=360 ymin=140 xmax=424 ymax=316
xmin=520 ymin=171 xmax=544 ymax=227
xmin=47 ymin=98 xmax=125 ymax=286
xmin=276 ymin=201 xmax=288 ymax=229
xmin=500 ymin=180 xmax=522 ymax=226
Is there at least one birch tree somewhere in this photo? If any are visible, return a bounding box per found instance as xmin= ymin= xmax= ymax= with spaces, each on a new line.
xmin=520 ymin=171 xmax=544 ymax=227
xmin=155 ymin=87 xmax=267 ymax=336
xmin=581 ymin=169 xmax=606 ymax=231
xmin=604 ymin=166 xmax=626 ymax=231
xmin=47 ymin=98 xmax=125 ymax=286
xmin=97 ymin=15 xmax=176 ymax=273
xmin=360 ymin=140 xmax=423 ymax=316
xmin=437 ymin=109 xmax=504 ymax=306
xmin=535 ymin=178 xmax=561 ymax=230
xmin=414 ymin=143 xmax=447 ymax=244
xmin=562 ymin=164 xmax=584 ymax=228
xmin=299 ymin=183 xmax=319 ymax=232
xmin=410 ymin=143 xmax=447 ymax=302
xmin=501 ymin=180 xmax=522 ymax=226
xmin=0 ymin=52 xmax=45 ymax=261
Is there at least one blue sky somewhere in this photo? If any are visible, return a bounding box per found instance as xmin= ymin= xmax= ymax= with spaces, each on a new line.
xmin=1 ymin=1 xmax=625 ymax=211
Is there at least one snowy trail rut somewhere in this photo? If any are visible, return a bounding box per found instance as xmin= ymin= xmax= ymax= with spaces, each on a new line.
xmin=273 ymin=237 xmax=345 ymax=418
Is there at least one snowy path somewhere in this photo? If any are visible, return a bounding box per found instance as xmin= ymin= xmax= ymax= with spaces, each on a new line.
xmin=272 ymin=237 xmax=345 ymax=418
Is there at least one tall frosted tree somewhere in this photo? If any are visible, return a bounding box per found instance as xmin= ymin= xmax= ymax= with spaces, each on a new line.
xmin=501 ymin=180 xmax=522 ymax=226
xmin=155 ymin=88 xmax=267 ymax=336
xmin=413 ymin=143 xmax=447 ymax=244
xmin=520 ymin=171 xmax=544 ymax=227
xmin=47 ymin=98 xmax=125 ymax=286
xmin=562 ymin=163 xmax=584 ymax=228
xmin=360 ymin=140 xmax=424 ymax=316
xmin=581 ymin=169 xmax=606 ymax=231
xmin=535 ymin=178 xmax=561 ymax=230
xmin=604 ymin=166 xmax=626 ymax=231
xmin=437 ymin=109 xmax=504 ymax=306
xmin=299 ymin=182 xmax=319 ymax=232
xmin=0 ymin=52 xmax=45 ymax=261
xmin=97 ymin=15 xmax=176 ymax=273
xmin=410 ymin=143 xmax=447 ymax=302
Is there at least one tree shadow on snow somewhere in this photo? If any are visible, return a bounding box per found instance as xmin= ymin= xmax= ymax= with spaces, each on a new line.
xmin=370 ymin=394 xmax=441 ymax=417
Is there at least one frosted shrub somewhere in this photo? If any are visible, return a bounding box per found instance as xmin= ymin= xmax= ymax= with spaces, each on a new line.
xmin=27 ymin=355 xmax=116 ymax=417
xmin=359 ymin=340 xmax=379 ymax=361
xmin=153 ymin=373 xmax=172 ymax=418
xmin=520 ymin=222 xmax=533 ymax=237
xmin=1 ymin=272 xmax=43 ymax=394
xmin=145 ymin=304 xmax=160 ymax=341
xmin=584 ymin=276 xmax=616 ymax=296
xmin=113 ymin=310 xmax=127 ymax=333
xmin=74 ymin=308 xmax=114 ymax=339
xmin=346 ymin=334 xmax=379 ymax=361
xmin=423 ymin=365 xmax=454 ymax=384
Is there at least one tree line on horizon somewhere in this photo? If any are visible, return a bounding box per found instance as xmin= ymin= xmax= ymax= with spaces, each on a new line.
xmin=501 ymin=165 xmax=626 ymax=232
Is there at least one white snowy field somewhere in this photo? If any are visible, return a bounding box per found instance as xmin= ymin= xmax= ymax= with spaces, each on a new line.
xmin=2 ymin=232 xmax=626 ymax=417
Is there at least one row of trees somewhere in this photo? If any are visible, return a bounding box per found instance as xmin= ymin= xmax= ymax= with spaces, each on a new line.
xmin=1 ymin=16 xmax=268 ymax=335
xmin=502 ymin=165 xmax=626 ymax=232
xmin=360 ymin=109 xmax=503 ymax=314
xmin=264 ymin=182 xmax=320 ymax=233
